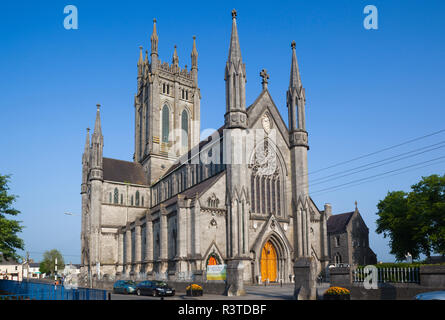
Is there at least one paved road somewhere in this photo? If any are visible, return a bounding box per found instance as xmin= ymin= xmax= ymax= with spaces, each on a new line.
xmin=110 ymin=284 xmax=296 ymax=300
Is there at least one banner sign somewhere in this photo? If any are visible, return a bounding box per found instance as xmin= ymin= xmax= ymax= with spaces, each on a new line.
xmin=206 ymin=264 xmax=226 ymax=281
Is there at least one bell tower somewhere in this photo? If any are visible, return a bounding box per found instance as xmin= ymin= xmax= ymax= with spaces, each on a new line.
xmin=134 ymin=19 xmax=201 ymax=184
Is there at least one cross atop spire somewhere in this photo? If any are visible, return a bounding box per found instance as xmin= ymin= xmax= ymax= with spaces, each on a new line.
xmin=228 ymin=9 xmax=242 ymax=63
xmin=260 ymin=69 xmax=269 ymax=90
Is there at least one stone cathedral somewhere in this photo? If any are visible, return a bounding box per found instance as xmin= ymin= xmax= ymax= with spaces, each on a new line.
xmin=80 ymin=10 xmax=332 ymax=297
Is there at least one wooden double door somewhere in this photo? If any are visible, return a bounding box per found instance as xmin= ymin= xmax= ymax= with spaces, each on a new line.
xmin=261 ymin=241 xmax=277 ymax=282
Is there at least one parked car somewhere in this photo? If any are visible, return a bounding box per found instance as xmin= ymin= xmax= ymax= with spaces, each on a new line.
xmin=415 ymin=291 xmax=445 ymax=300
xmin=135 ymin=280 xmax=175 ymax=297
xmin=113 ymin=280 xmax=137 ymax=294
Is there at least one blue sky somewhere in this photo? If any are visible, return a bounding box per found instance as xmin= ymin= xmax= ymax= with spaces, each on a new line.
xmin=0 ymin=0 xmax=444 ymax=264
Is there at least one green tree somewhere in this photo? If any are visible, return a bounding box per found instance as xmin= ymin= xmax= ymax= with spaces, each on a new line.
xmin=0 ymin=174 xmax=24 ymax=262
xmin=376 ymin=174 xmax=445 ymax=261
xmin=39 ymin=249 xmax=65 ymax=276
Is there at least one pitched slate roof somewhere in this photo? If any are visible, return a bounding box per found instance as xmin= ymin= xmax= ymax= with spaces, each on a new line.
xmin=158 ymin=90 xmax=286 ymax=182
xmin=103 ymin=157 xmax=148 ymax=185
xmin=159 ymin=126 xmax=225 ymax=179
xmin=150 ymin=171 xmax=225 ymax=211
xmin=327 ymin=211 xmax=354 ymax=234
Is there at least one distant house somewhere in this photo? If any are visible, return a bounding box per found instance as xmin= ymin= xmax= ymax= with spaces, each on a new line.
xmin=23 ymin=262 xmax=42 ymax=279
xmin=327 ymin=205 xmax=377 ymax=266
xmin=0 ymin=256 xmax=23 ymax=281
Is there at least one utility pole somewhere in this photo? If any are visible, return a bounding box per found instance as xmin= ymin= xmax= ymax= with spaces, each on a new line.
xmin=55 ymin=257 xmax=58 ymax=282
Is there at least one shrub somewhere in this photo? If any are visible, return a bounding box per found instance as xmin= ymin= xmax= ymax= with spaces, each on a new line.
xmin=186 ymin=284 xmax=202 ymax=291
xmin=324 ymin=286 xmax=350 ymax=295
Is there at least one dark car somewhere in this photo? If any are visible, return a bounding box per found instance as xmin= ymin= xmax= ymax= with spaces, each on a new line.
xmin=113 ymin=280 xmax=137 ymax=294
xmin=135 ymin=280 xmax=175 ymax=297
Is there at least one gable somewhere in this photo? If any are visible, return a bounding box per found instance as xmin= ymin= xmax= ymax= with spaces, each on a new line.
xmin=247 ymin=90 xmax=290 ymax=148
xmin=198 ymin=171 xmax=226 ymax=208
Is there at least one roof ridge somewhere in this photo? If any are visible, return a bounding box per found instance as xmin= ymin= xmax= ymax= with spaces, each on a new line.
xmin=103 ymin=157 xmax=142 ymax=166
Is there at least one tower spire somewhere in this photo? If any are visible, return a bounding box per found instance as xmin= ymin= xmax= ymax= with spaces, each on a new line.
xmin=172 ymin=45 xmax=179 ymax=66
xmin=287 ymin=41 xmax=306 ymax=132
xmin=91 ymin=103 xmax=103 ymax=177
xmin=290 ymin=40 xmax=302 ymax=93
xmin=93 ymin=104 xmax=102 ymax=137
xmin=228 ymin=9 xmax=242 ymax=63
xmin=138 ymin=46 xmax=143 ymax=65
xmin=137 ymin=46 xmax=143 ymax=79
xmin=191 ymin=36 xmax=198 ymax=69
xmin=83 ymin=128 xmax=90 ymax=159
xmin=151 ymin=18 xmax=158 ymax=56
xmin=225 ymin=9 xmax=247 ymax=129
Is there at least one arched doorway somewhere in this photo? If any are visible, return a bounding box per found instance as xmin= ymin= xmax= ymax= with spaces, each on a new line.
xmin=207 ymin=256 xmax=217 ymax=266
xmin=261 ymin=241 xmax=277 ymax=282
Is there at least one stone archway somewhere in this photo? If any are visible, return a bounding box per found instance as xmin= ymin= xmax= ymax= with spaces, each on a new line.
xmin=256 ymin=232 xmax=290 ymax=284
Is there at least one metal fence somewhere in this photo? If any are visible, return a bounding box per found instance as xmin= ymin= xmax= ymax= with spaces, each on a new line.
xmin=0 ymin=280 xmax=107 ymax=300
xmin=353 ymin=267 xmax=420 ymax=284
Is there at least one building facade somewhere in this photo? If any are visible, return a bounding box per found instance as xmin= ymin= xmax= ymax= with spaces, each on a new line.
xmin=326 ymin=204 xmax=377 ymax=267
xmin=0 ymin=257 xmax=23 ymax=281
xmin=80 ymin=10 xmax=336 ymax=287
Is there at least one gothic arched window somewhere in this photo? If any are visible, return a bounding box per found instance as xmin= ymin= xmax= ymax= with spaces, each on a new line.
xmin=162 ymin=105 xmax=170 ymax=143
xmin=249 ymin=138 xmax=284 ymax=216
xmin=135 ymin=191 xmax=140 ymax=206
xmin=113 ymin=188 xmax=119 ymax=204
xmin=181 ymin=109 xmax=189 ymax=150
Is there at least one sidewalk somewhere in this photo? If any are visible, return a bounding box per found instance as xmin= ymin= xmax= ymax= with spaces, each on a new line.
xmin=174 ymin=284 xmax=295 ymax=300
